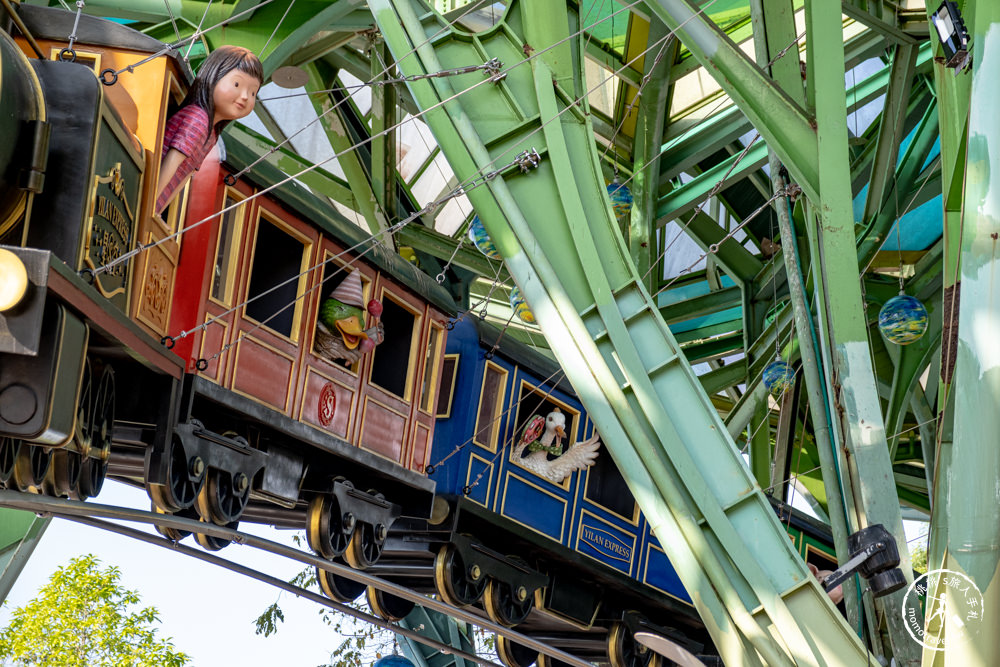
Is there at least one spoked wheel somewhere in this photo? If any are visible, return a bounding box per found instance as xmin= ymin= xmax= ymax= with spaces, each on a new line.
xmin=366 ymin=586 xmax=414 ymax=622
xmin=607 ymin=622 xmax=651 ymax=667
xmin=46 ymin=449 xmax=84 ymax=498
xmin=307 ymin=491 xmax=355 ymax=559
xmin=0 ymin=437 xmax=21 ymax=488
xmin=344 ymin=521 xmax=387 ymax=570
xmin=194 ymin=518 xmax=239 ymax=551
xmin=73 ymin=359 xmax=94 ymax=455
xmin=195 ymin=468 xmax=250 ymax=526
xmin=434 ymin=543 xmax=486 ymax=607
xmin=80 ymin=365 xmax=114 ymax=499
xmin=496 ymin=636 xmax=538 ymax=667
xmin=316 ymin=565 xmax=367 ymax=603
xmin=154 ymin=504 xmax=200 ymax=541
xmin=148 ymin=437 xmax=205 ymax=513
xmin=12 ymin=445 xmax=51 ymax=493
xmin=484 ymin=576 xmax=534 ymax=627
xmin=78 ymin=457 xmax=108 ymax=500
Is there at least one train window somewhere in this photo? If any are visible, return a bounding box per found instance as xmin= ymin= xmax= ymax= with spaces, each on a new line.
xmin=244 ymin=212 xmax=309 ymax=340
xmin=419 ymin=325 xmax=444 ymax=414
xmin=584 ymin=432 xmax=637 ymax=521
xmin=369 ymin=292 xmax=421 ymax=400
xmin=314 ymin=260 xmax=371 ymax=373
xmin=209 ymin=193 xmax=245 ymax=306
xmin=436 ymin=354 xmax=460 ymax=418
xmin=511 ymin=380 xmax=579 ymax=488
xmin=473 ymin=362 xmax=508 ymax=451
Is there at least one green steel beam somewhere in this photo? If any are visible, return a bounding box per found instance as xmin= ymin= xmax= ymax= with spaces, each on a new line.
xmin=647 ymin=0 xmax=820 ymax=201
xmin=698 ymin=359 xmax=747 ymax=395
xmin=0 ymin=510 xmax=48 ymax=603
xmin=286 ymin=31 xmax=359 ymax=68
xmin=659 ymin=285 xmax=742 ymax=324
xmin=861 ymin=43 xmax=917 ymax=226
xmin=629 ymin=22 xmax=674 ymax=291
xmin=655 ymin=140 xmax=769 ymax=223
xmin=373 ymin=1 xmax=871 ymax=662
xmin=303 ymin=60 xmax=392 ymax=242
xmin=931 ymin=2 xmax=1000 ymax=662
xmin=371 ymin=41 xmax=399 ymax=219
xmin=800 ymin=2 xmax=916 ymax=659
xmin=841 ymin=1 xmax=919 ymax=45
xmin=664 ymin=210 xmax=763 ymax=283
xmin=395 ymin=224 xmax=508 ymax=281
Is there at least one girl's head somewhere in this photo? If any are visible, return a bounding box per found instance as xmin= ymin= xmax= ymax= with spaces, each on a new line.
xmin=184 ymin=45 xmax=263 ymax=135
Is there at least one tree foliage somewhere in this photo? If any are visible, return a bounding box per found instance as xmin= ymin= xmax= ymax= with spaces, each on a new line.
xmin=0 ymin=555 xmax=188 ymax=667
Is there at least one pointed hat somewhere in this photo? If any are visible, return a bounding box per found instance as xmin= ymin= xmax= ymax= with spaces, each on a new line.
xmin=330 ymin=271 xmax=364 ymax=307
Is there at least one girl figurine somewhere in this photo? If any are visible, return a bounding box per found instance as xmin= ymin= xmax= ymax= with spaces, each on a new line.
xmin=156 ymin=45 xmax=263 ymax=214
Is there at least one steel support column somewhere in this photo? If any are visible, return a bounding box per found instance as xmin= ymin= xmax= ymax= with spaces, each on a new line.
xmin=928 ymin=4 xmax=1000 ymax=663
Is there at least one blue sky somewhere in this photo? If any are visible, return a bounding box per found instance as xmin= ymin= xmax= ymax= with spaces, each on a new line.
xmin=1 ymin=482 xmax=353 ymax=666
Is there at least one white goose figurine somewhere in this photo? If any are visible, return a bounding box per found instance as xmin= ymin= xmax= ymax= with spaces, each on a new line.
xmin=513 ymin=408 xmax=601 ymax=484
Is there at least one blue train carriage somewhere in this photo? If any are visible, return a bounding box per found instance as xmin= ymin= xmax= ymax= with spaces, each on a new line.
xmin=423 ymin=317 xmax=714 ymax=667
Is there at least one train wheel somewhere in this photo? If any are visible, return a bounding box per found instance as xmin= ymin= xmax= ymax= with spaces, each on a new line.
xmin=366 ymin=586 xmax=414 ymax=622
xmin=12 ymin=445 xmax=51 ymax=493
xmin=195 ymin=469 xmax=250 ymax=526
xmin=496 ymin=636 xmax=537 ymax=667
xmin=344 ymin=521 xmax=386 ymax=570
xmin=148 ymin=438 xmax=205 ymax=513
xmin=316 ymin=565 xmax=366 ymax=603
xmin=47 ymin=449 xmax=83 ymax=498
xmin=78 ymin=457 xmax=108 ymax=499
xmin=73 ymin=360 xmax=94 ymax=455
xmin=0 ymin=437 xmax=21 ymax=487
xmin=434 ymin=543 xmax=486 ymax=607
xmin=153 ymin=503 xmax=200 ymax=541
xmin=307 ymin=492 xmax=355 ymax=559
xmin=607 ymin=622 xmax=651 ymax=667
xmin=484 ymin=575 xmax=534 ymax=627
xmin=194 ymin=518 xmax=239 ymax=551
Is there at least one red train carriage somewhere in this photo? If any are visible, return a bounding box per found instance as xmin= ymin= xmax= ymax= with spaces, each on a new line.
xmin=0 ymin=6 xmax=452 ymax=565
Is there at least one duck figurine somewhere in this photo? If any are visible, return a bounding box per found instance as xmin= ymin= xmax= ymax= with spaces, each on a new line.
xmin=315 ymin=271 xmax=384 ymax=365
xmin=513 ymin=408 xmax=601 ymax=484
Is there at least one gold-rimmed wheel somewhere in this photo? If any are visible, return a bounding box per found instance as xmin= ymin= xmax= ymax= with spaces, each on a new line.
xmin=366 ymin=586 xmax=414 ymax=622
xmin=147 ymin=437 xmax=204 ymax=513
xmin=0 ymin=437 xmax=19 ymax=488
xmin=483 ymin=575 xmax=533 ymax=627
xmin=12 ymin=444 xmax=51 ymax=493
xmin=434 ymin=543 xmax=486 ymax=607
xmin=46 ymin=449 xmax=83 ymax=499
xmin=316 ymin=565 xmax=366 ymax=603
xmin=79 ymin=364 xmax=114 ymax=499
xmin=607 ymin=622 xmax=652 ymax=667
xmin=194 ymin=518 xmax=239 ymax=551
xmin=195 ymin=468 xmax=250 ymax=525
xmin=307 ymin=491 xmax=355 ymax=559
xmin=495 ymin=635 xmax=537 ymax=667
xmin=153 ymin=503 xmax=200 ymax=542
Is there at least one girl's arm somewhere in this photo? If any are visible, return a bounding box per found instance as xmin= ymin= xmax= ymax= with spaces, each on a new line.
xmin=157 ymin=148 xmax=187 ymax=202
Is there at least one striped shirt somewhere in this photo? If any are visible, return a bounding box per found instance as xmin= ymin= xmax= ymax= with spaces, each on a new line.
xmin=156 ymin=105 xmax=216 ymax=214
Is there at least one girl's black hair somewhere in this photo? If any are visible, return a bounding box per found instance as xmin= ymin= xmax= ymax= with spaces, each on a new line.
xmin=183 ymin=45 xmax=264 ymax=139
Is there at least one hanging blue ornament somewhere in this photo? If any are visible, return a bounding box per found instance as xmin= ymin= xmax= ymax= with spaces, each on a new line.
xmin=467 ymin=215 xmax=501 ymax=259
xmin=373 ymin=655 xmax=416 ymax=667
xmin=509 ymin=286 xmax=535 ymax=324
xmin=763 ymin=360 xmax=795 ymax=396
xmin=607 ymin=180 xmax=633 ymax=218
xmin=878 ymin=294 xmax=928 ymax=345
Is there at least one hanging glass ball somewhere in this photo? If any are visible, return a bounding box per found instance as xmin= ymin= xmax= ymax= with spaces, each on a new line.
xmin=373 ymin=656 xmax=416 ymax=667
xmin=509 ymin=286 xmax=535 ymax=324
xmin=878 ymin=295 xmax=928 ymax=345
xmin=763 ymin=360 xmax=795 ymax=396
xmin=607 ymin=181 xmax=633 ymax=218
xmin=467 ymin=215 xmax=501 ymax=259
